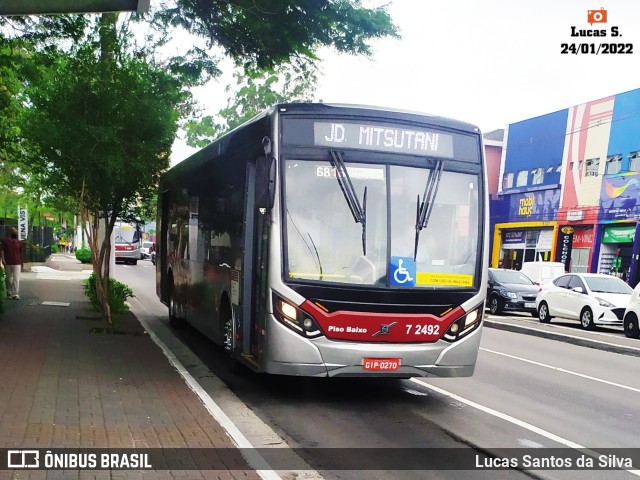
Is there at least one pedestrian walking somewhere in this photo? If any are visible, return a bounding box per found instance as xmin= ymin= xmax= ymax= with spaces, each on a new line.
xmin=1 ymin=227 xmax=24 ymax=300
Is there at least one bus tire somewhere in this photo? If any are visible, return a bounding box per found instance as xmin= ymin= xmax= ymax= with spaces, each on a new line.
xmin=221 ymin=301 xmax=242 ymax=374
xmin=168 ymin=276 xmax=184 ymax=329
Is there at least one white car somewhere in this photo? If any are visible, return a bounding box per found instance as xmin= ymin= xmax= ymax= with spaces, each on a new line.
xmin=536 ymin=273 xmax=633 ymax=330
xmin=140 ymin=241 xmax=154 ymax=259
xmin=622 ymin=282 xmax=640 ymax=338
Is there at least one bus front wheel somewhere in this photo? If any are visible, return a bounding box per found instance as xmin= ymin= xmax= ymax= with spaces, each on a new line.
xmin=221 ymin=303 xmax=242 ymax=374
xmin=168 ymin=277 xmax=184 ymax=329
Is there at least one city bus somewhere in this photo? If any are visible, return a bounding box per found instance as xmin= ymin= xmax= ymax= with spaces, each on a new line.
xmin=156 ymin=103 xmax=488 ymax=377
xmin=114 ymin=219 xmax=143 ymax=265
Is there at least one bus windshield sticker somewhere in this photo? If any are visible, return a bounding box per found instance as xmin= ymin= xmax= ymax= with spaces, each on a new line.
xmin=314 ymin=122 xmax=454 ymax=157
xmin=416 ymin=272 xmax=473 ymax=287
xmin=390 ymin=256 xmax=416 ymax=287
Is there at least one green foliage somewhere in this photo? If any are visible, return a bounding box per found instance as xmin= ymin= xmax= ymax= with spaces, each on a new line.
xmin=84 ymin=272 xmax=134 ymax=316
xmin=0 ymin=267 xmax=5 ymax=314
xmin=51 ymin=244 xmax=60 ymax=254
xmin=21 ymin=39 xmax=184 ymax=219
xmin=75 ymin=247 xmax=92 ymax=264
xmin=158 ymin=0 xmax=399 ymax=70
xmin=185 ymin=60 xmax=319 ymax=147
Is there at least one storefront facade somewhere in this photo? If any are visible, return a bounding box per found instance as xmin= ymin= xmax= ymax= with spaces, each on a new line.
xmin=494 ymin=87 xmax=640 ymax=285
xmin=491 ymin=189 xmax=559 ymax=268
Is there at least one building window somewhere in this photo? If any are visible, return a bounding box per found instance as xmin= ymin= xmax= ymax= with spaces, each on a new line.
xmin=531 ymin=168 xmax=544 ymax=185
xmin=516 ymin=170 xmax=528 ymax=187
xmin=502 ymin=172 xmax=514 ymax=189
xmin=606 ymin=154 xmax=622 ymax=174
xmin=585 ymin=158 xmax=599 ymax=177
xmin=630 ymin=151 xmax=640 ymax=171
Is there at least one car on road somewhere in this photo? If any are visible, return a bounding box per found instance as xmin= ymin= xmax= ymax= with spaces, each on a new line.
xmin=622 ymin=282 xmax=640 ymax=338
xmin=140 ymin=241 xmax=154 ymax=259
xmin=487 ymin=268 xmax=540 ymax=315
xmin=536 ymin=273 xmax=633 ymax=330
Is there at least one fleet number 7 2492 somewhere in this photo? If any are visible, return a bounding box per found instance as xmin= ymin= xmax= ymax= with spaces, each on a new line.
xmin=406 ymin=324 xmax=440 ymax=335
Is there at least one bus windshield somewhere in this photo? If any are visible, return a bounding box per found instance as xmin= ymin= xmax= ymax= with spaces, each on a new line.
xmin=114 ymin=224 xmax=140 ymax=244
xmin=284 ymin=158 xmax=480 ymax=288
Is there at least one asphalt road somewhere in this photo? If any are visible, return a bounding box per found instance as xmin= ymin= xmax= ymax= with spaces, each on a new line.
xmin=116 ymin=262 xmax=640 ymax=480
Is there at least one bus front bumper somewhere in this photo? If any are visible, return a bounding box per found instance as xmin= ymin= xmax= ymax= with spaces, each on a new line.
xmin=263 ymin=315 xmax=482 ymax=378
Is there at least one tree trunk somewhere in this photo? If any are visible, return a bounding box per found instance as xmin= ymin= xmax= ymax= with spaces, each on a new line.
xmin=79 ymin=182 xmax=114 ymax=329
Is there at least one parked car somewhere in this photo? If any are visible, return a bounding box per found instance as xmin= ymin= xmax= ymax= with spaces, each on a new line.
xmin=622 ymin=282 xmax=640 ymax=338
xmin=487 ymin=268 xmax=540 ymax=315
xmin=520 ymin=261 xmax=566 ymax=286
xmin=536 ymin=273 xmax=633 ymax=330
xmin=140 ymin=241 xmax=154 ymax=259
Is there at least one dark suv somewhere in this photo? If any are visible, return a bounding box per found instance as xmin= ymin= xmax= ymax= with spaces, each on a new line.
xmin=487 ymin=268 xmax=540 ymax=315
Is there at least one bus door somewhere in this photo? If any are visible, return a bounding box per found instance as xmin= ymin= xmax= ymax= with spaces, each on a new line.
xmin=241 ymin=156 xmax=274 ymax=361
xmin=158 ymin=190 xmax=170 ymax=301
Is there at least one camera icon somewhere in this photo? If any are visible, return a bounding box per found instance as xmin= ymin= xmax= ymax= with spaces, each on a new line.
xmin=587 ymin=8 xmax=607 ymax=25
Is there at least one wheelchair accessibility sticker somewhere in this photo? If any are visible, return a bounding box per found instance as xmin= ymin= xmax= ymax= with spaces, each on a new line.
xmin=390 ymin=256 xmax=416 ymax=287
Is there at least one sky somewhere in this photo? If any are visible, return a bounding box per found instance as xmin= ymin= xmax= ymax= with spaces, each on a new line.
xmin=171 ymin=0 xmax=640 ymax=164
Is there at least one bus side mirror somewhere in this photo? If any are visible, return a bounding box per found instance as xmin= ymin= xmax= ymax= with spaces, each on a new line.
xmin=256 ymin=155 xmax=276 ymax=209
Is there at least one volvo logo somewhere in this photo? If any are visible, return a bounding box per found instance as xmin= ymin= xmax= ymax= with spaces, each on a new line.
xmin=372 ymin=322 xmax=398 ymax=337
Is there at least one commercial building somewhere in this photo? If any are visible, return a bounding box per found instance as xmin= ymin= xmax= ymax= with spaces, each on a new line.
xmin=492 ymin=87 xmax=640 ymax=285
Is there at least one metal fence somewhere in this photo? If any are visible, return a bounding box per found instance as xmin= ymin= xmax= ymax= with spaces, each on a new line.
xmin=0 ymin=222 xmax=55 ymax=263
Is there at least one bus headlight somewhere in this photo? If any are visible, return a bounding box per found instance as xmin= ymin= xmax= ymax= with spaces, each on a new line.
xmin=442 ymin=304 xmax=483 ymax=342
xmin=272 ymin=293 xmax=324 ymax=339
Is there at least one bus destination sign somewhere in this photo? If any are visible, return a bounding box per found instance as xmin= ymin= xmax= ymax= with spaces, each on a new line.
xmin=314 ymin=122 xmax=454 ymax=157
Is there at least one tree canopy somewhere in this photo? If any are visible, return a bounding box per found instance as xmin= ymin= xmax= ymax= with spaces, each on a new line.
xmin=156 ymin=0 xmax=399 ymax=70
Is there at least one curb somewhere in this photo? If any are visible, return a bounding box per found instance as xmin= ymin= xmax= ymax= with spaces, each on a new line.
xmin=484 ymin=319 xmax=640 ymax=358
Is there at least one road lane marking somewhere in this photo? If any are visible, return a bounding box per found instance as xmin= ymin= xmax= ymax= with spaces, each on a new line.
xmin=410 ymin=378 xmax=640 ymax=477
xmin=481 ymin=348 xmax=640 ymax=395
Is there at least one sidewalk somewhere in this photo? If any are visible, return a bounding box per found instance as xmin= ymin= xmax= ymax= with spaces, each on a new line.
xmin=0 ymin=274 xmax=261 ymax=480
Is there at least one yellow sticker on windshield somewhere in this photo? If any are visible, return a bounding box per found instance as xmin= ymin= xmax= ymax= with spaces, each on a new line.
xmin=417 ymin=272 xmax=473 ymax=287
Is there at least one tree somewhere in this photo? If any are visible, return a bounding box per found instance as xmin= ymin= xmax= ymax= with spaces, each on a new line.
xmin=172 ymin=1 xmax=397 ymax=147
xmin=157 ymin=0 xmax=399 ymax=70
xmin=19 ymin=14 xmax=188 ymax=326
xmin=185 ymin=59 xmax=319 ymax=147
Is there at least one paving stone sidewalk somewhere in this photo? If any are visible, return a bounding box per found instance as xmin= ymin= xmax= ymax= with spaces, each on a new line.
xmin=0 ymin=275 xmax=260 ymax=480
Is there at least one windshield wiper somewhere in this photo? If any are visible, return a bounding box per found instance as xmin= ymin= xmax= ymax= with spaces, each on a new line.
xmin=414 ymin=159 xmax=444 ymax=261
xmin=330 ymin=150 xmax=367 ymax=255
